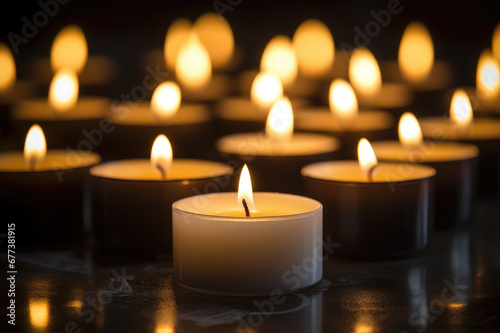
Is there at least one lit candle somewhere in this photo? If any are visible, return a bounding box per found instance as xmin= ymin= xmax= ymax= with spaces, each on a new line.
xmin=172 ymin=164 xmax=323 ymax=295
xmin=0 ymin=124 xmax=100 ymax=246
xmin=216 ymin=97 xmax=340 ymax=194
xmin=419 ymin=89 xmax=500 ymax=197
xmin=90 ymin=134 xmax=233 ymax=255
xmin=372 ymin=112 xmax=479 ymax=229
xmin=302 ymin=138 xmax=435 ymax=258
xmin=295 ymin=79 xmax=395 ymax=158
xmin=469 ymin=49 xmax=500 ymax=115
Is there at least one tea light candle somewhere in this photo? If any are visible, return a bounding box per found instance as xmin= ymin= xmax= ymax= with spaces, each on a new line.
xmin=0 ymin=124 xmax=100 ymax=246
xmin=216 ymin=97 xmax=340 ymax=194
xmin=372 ymin=112 xmax=479 ymax=229
xmin=91 ymin=134 xmax=233 ymax=256
xmin=302 ymin=138 xmax=435 ymax=258
xmin=419 ymin=89 xmax=500 ymax=197
xmin=295 ymin=79 xmax=395 ymax=158
xmin=173 ymin=165 xmax=323 ymax=295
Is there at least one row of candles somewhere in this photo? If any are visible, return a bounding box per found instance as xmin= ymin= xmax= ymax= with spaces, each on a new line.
xmin=1 ymin=14 xmax=500 ymax=295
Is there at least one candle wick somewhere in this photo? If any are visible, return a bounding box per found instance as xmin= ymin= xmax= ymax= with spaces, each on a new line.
xmin=242 ymin=199 xmax=250 ymax=217
xmin=368 ymin=165 xmax=378 ymax=182
xmin=156 ymin=164 xmax=167 ymax=180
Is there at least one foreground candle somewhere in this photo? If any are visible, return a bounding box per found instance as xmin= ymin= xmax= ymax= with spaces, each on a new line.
xmin=173 ymin=166 xmax=323 ymax=295
xmin=302 ymin=139 xmax=435 ymax=258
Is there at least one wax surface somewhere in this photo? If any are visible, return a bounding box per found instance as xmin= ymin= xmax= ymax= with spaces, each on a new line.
xmin=302 ymin=160 xmax=435 ymax=183
xmin=419 ymin=117 xmax=500 ymax=140
xmin=356 ymin=82 xmax=413 ymax=109
xmin=215 ymin=97 xmax=309 ymax=121
xmin=13 ymin=97 xmax=109 ymax=120
xmin=372 ymin=141 xmax=479 ymax=162
xmin=380 ymin=60 xmax=453 ymax=90
xmin=216 ymin=132 xmax=340 ymax=156
xmin=0 ymin=150 xmax=100 ymax=172
xmin=106 ymin=102 xmax=211 ymax=126
xmin=90 ymin=159 xmax=231 ymax=181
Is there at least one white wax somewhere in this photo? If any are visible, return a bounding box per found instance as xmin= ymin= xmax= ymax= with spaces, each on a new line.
xmin=372 ymin=141 xmax=479 ymax=163
xmin=13 ymin=97 xmax=109 ymax=120
xmin=90 ymin=159 xmax=231 ymax=181
xmin=172 ymin=192 xmax=323 ymax=295
xmin=419 ymin=117 xmax=500 ymax=141
xmin=105 ymin=102 xmax=211 ymax=126
xmin=302 ymin=160 xmax=435 ymax=183
xmin=295 ymin=108 xmax=394 ymax=132
xmin=0 ymin=150 xmax=100 ymax=172
xmin=216 ymin=132 xmax=340 ymax=156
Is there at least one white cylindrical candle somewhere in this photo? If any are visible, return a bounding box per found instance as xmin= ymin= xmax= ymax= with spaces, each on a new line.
xmin=172 ymin=192 xmax=323 ymax=295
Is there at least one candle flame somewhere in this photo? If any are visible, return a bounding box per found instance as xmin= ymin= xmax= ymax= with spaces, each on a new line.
xmin=250 ymin=71 xmax=283 ymax=110
xmin=358 ymin=138 xmax=378 ymax=181
xmin=151 ymin=82 xmax=181 ymax=122
xmin=292 ymin=19 xmax=334 ymax=77
xmin=238 ymin=164 xmax=255 ymax=212
xmin=29 ymin=299 xmax=49 ymax=329
xmin=151 ymin=134 xmax=173 ymax=180
xmin=398 ymin=112 xmax=423 ymax=149
xmin=349 ymin=47 xmax=381 ymax=98
xmin=398 ymin=22 xmax=434 ymax=84
xmin=493 ymin=23 xmax=500 ymax=62
xmin=51 ymin=25 xmax=88 ymax=73
xmin=260 ymin=35 xmax=298 ymax=87
xmin=450 ymin=89 xmax=474 ymax=137
xmin=265 ymin=97 xmax=294 ymax=142
xmin=164 ymin=18 xmax=192 ymax=72
xmin=329 ymin=79 xmax=359 ymax=130
xmin=193 ymin=13 xmax=234 ymax=69
xmin=49 ymin=69 xmax=79 ymax=115
xmin=175 ymin=31 xmax=212 ymax=90
xmin=24 ymin=124 xmax=46 ymax=171
xmin=476 ymin=49 xmax=500 ymax=100
xmin=0 ymin=43 xmax=16 ymax=92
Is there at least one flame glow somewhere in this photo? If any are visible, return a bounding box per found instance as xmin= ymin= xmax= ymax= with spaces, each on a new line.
xmin=329 ymin=79 xmax=359 ymax=129
xmin=175 ymin=32 xmax=212 ymax=90
xmin=164 ymin=18 xmax=192 ymax=71
xmin=450 ymin=89 xmax=473 ymax=137
xmin=398 ymin=22 xmax=434 ymax=84
xmin=151 ymin=134 xmax=173 ymax=180
xmin=292 ymin=19 xmax=334 ymax=77
xmin=260 ymin=35 xmax=298 ymax=87
xmin=265 ymin=97 xmax=294 ymax=142
xmin=194 ymin=13 xmax=234 ymax=69
xmin=399 ymin=112 xmax=423 ymax=148
xmin=349 ymin=48 xmax=381 ymax=98
xmin=250 ymin=71 xmax=283 ymax=110
xmin=24 ymin=124 xmax=47 ymax=171
xmin=29 ymin=299 xmax=49 ymax=329
xmin=476 ymin=49 xmax=500 ymax=100
xmin=49 ymin=69 xmax=79 ymax=114
xmin=358 ymin=138 xmax=378 ymax=181
xmin=237 ymin=164 xmax=255 ymax=211
xmin=492 ymin=23 xmax=500 ymax=62
xmin=151 ymin=82 xmax=181 ymax=122
xmin=51 ymin=25 xmax=88 ymax=73
xmin=0 ymin=43 xmax=16 ymax=92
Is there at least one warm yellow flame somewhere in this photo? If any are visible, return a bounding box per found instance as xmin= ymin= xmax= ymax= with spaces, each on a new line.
xmin=292 ymin=19 xmax=334 ymax=77
xmin=493 ymin=23 xmax=500 ymax=62
xmin=329 ymin=79 xmax=359 ymax=129
xmin=349 ymin=48 xmax=381 ymax=98
xmin=358 ymin=138 xmax=378 ymax=181
xmin=175 ymin=32 xmax=212 ymax=90
xmin=265 ymin=97 xmax=294 ymax=142
xmin=398 ymin=21 xmax=434 ymax=84
xmin=165 ymin=18 xmax=192 ymax=72
xmin=476 ymin=49 xmax=500 ymax=99
xmin=0 ymin=43 xmax=16 ymax=92
xmin=250 ymin=71 xmax=283 ymax=110
xmin=49 ymin=69 xmax=79 ymax=114
xmin=24 ymin=124 xmax=47 ymax=171
xmin=151 ymin=82 xmax=181 ymax=122
xmin=193 ymin=13 xmax=234 ymax=69
xmin=51 ymin=25 xmax=88 ymax=73
xmin=398 ymin=112 xmax=423 ymax=148
xmin=151 ymin=134 xmax=173 ymax=180
xmin=156 ymin=326 xmax=174 ymax=333
xmin=238 ymin=164 xmax=255 ymax=211
xmin=29 ymin=299 xmax=49 ymax=329
xmin=260 ymin=35 xmax=298 ymax=87
xmin=450 ymin=89 xmax=473 ymax=136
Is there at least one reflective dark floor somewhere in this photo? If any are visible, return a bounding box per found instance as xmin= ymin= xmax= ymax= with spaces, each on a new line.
xmin=2 ymin=199 xmax=500 ymax=333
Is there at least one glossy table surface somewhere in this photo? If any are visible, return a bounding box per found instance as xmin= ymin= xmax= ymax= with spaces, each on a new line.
xmin=2 ymin=199 xmax=500 ymax=333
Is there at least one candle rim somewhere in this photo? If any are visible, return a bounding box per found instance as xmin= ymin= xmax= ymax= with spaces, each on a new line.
xmin=0 ymin=150 xmax=101 ymax=172
xmin=419 ymin=116 xmax=500 ymax=141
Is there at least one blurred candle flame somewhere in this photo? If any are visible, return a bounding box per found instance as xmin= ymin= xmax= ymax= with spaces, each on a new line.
xmin=358 ymin=138 xmax=378 ymax=181
xmin=29 ymin=299 xmax=49 ymax=329
xmin=260 ymin=35 xmax=298 ymax=87
xmin=399 ymin=112 xmax=423 ymax=149
xmin=151 ymin=134 xmax=173 ymax=180
xmin=492 ymin=23 xmax=500 ymax=62
xmin=238 ymin=164 xmax=255 ymax=212
xmin=0 ymin=43 xmax=16 ymax=92
xmin=175 ymin=32 xmax=212 ymax=90
xmin=349 ymin=47 xmax=381 ymax=98
xmin=24 ymin=124 xmax=47 ymax=171
xmin=450 ymin=89 xmax=474 ymax=137
xmin=49 ymin=69 xmax=79 ymax=115
xmin=151 ymin=82 xmax=181 ymax=122
xmin=398 ymin=21 xmax=434 ymax=84
xmin=329 ymin=79 xmax=359 ymax=130
xmin=476 ymin=49 xmax=500 ymax=100
xmin=164 ymin=18 xmax=192 ymax=72
xmin=265 ymin=97 xmax=294 ymax=142
xmin=51 ymin=25 xmax=88 ymax=73
xmin=250 ymin=71 xmax=283 ymax=110
xmin=194 ymin=13 xmax=234 ymax=69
